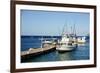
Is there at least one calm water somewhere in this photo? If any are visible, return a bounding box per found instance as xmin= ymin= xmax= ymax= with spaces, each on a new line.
xmin=21 ymin=36 xmax=89 ymax=63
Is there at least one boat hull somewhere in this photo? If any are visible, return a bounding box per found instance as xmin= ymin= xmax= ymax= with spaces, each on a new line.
xmin=56 ymin=45 xmax=75 ymax=52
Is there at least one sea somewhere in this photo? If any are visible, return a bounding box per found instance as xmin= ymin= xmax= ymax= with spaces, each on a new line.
xmin=21 ymin=35 xmax=90 ymax=63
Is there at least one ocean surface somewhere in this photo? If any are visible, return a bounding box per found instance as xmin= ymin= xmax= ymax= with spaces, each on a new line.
xmin=21 ymin=36 xmax=89 ymax=63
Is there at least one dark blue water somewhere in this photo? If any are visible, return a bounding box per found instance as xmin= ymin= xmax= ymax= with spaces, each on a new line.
xmin=21 ymin=36 xmax=89 ymax=63
xmin=21 ymin=36 xmax=61 ymax=51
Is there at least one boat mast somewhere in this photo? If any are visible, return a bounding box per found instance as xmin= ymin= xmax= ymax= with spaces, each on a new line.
xmin=62 ymin=22 xmax=68 ymax=36
xmin=73 ymin=24 xmax=76 ymax=37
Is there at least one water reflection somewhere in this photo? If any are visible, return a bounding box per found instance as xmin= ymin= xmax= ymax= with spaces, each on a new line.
xmin=56 ymin=52 xmax=73 ymax=61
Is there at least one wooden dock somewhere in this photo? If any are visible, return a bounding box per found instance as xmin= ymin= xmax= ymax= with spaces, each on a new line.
xmin=21 ymin=45 xmax=56 ymax=59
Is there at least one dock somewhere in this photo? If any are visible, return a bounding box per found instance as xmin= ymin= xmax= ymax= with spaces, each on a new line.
xmin=21 ymin=45 xmax=56 ymax=59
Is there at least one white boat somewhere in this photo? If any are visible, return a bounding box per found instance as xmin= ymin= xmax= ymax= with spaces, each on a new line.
xmin=56 ymin=34 xmax=75 ymax=52
xmin=42 ymin=40 xmax=53 ymax=44
xmin=56 ymin=23 xmax=79 ymax=52
xmin=42 ymin=38 xmax=57 ymax=48
xmin=77 ymin=36 xmax=86 ymax=44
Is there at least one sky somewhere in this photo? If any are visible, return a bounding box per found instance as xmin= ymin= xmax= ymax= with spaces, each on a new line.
xmin=21 ymin=10 xmax=90 ymax=36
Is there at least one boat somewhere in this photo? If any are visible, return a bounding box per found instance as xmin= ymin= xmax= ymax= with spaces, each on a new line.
xmin=56 ymin=23 xmax=78 ymax=52
xmin=77 ymin=36 xmax=86 ymax=44
xmin=56 ymin=33 xmax=75 ymax=52
xmin=42 ymin=37 xmax=57 ymax=48
xmin=56 ymin=34 xmax=75 ymax=52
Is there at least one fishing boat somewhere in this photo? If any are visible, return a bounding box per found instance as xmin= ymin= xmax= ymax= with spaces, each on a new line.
xmin=56 ymin=34 xmax=75 ymax=52
xmin=56 ymin=23 xmax=78 ymax=52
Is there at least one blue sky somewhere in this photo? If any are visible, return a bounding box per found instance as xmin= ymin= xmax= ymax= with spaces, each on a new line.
xmin=21 ymin=10 xmax=90 ymax=36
